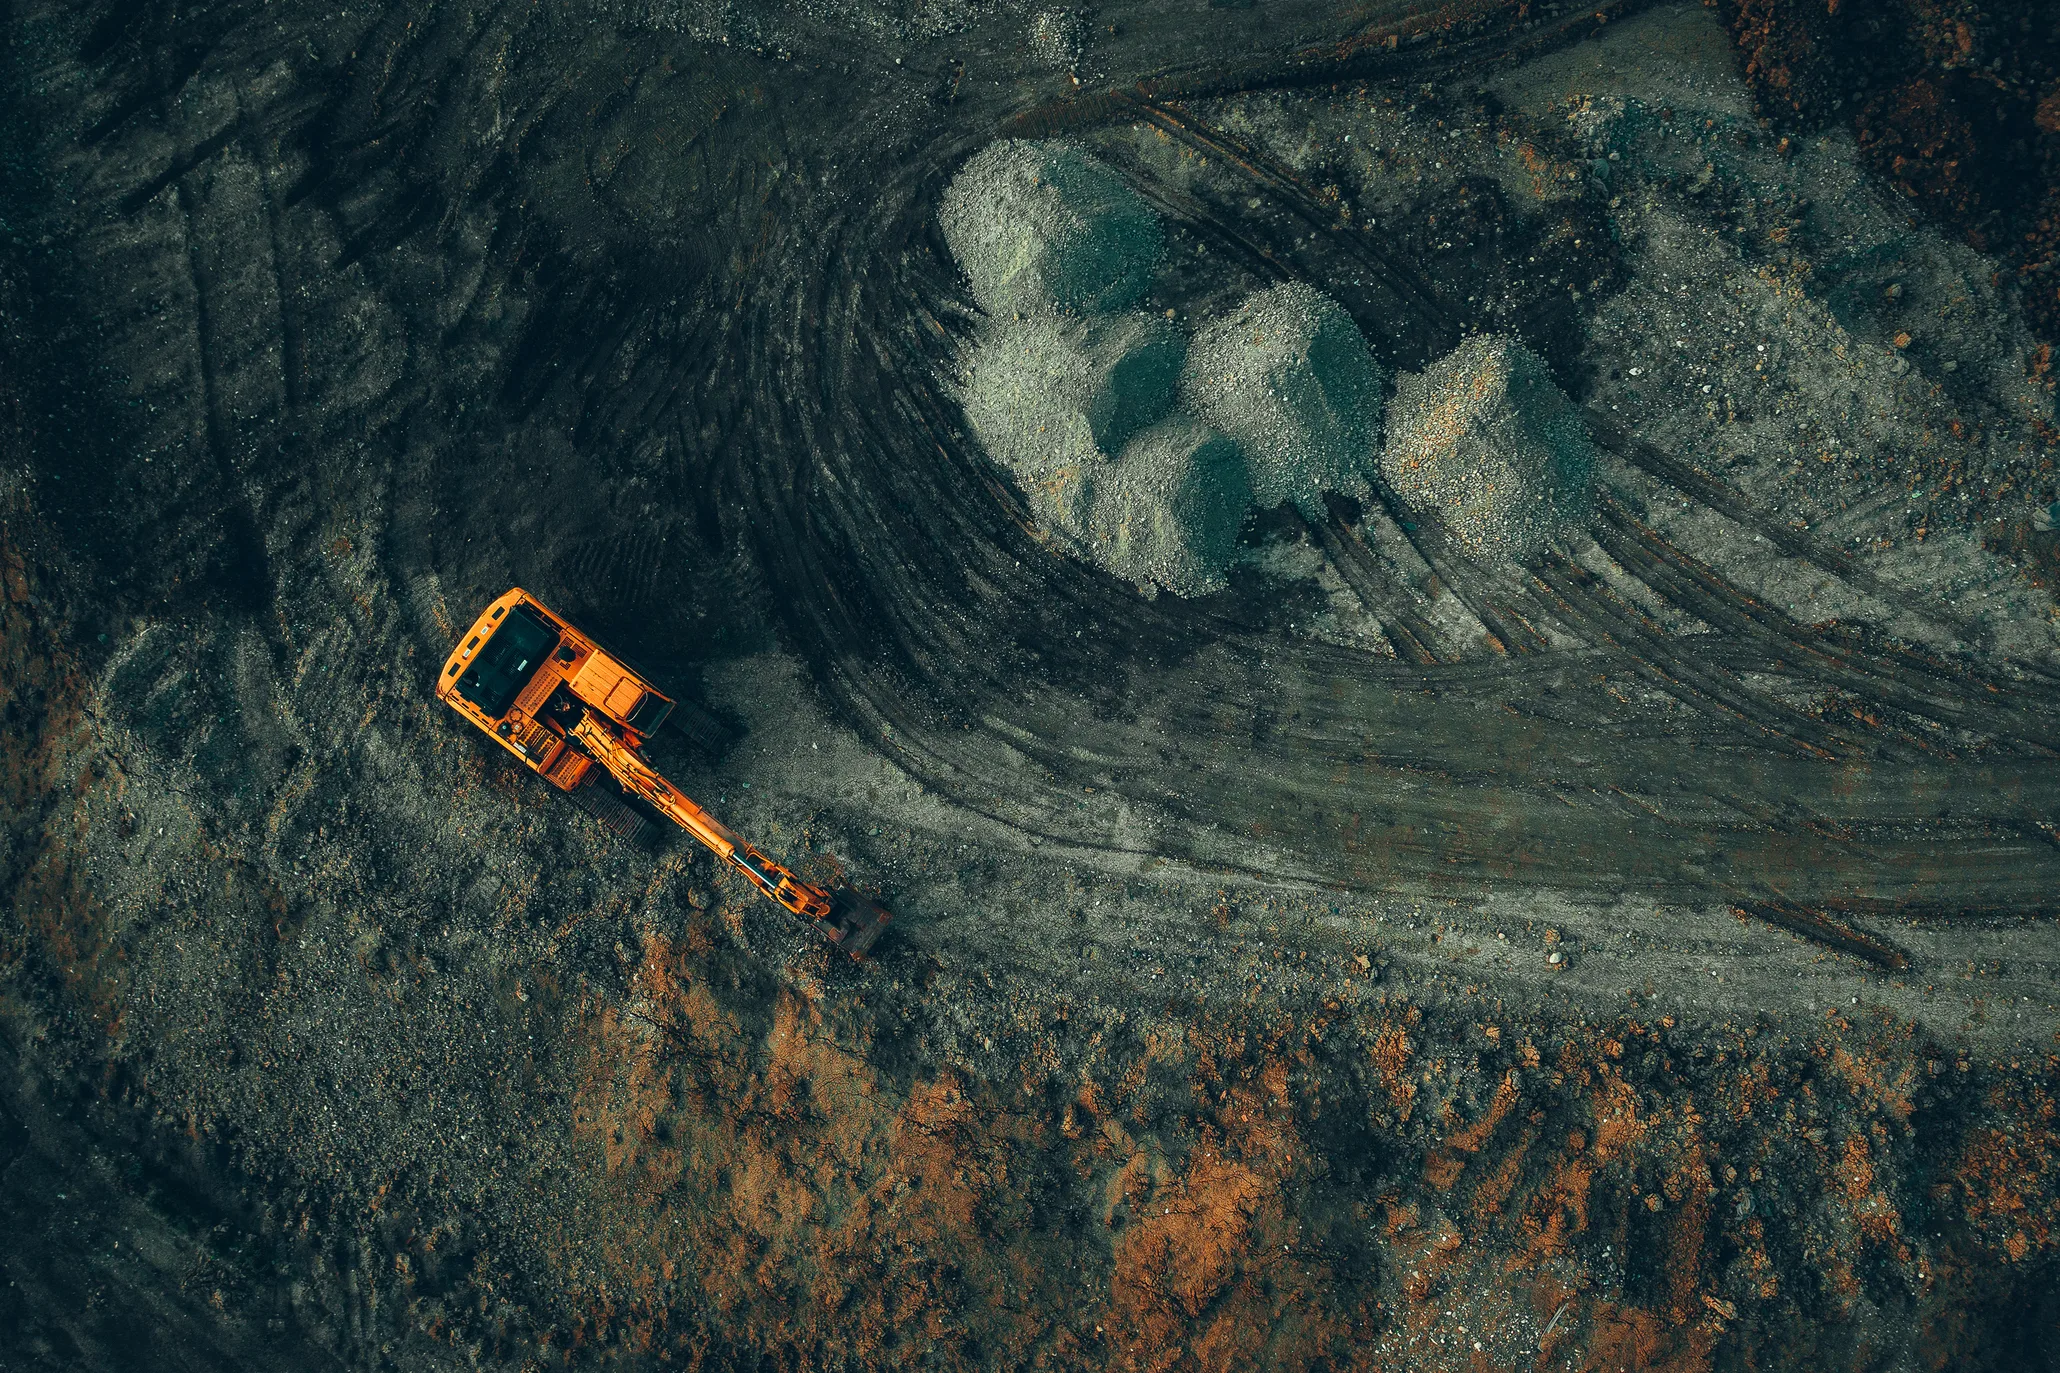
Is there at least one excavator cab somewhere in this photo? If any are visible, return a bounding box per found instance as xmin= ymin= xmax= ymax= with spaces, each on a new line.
xmin=437 ymin=588 xmax=889 ymax=959
xmin=452 ymin=603 xmax=557 ymax=718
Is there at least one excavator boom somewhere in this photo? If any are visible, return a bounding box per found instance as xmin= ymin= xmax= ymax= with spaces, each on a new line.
xmin=577 ymin=715 xmax=888 ymax=956
xmin=437 ymin=588 xmax=889 ymax=959
xmin=571 ymin=715 xmax=832 ymax=919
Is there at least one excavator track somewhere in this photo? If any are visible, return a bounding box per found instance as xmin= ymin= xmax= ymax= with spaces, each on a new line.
xmin=567 ymin=772 xmax=655 ymax=844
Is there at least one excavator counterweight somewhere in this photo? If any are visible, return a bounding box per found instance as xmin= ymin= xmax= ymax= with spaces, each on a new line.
xmin=437 ymin=588 xmax=890 ymax=958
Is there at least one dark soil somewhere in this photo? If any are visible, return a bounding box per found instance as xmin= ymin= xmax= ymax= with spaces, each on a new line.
xmin=1719 ymin=0 xmax=2060 ymax=343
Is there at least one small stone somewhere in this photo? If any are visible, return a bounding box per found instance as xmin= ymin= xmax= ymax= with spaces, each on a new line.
xmin=1547 ymin=949 xmax=1564 ymax=966
xmin=1942 ymin=359 xmax=1959 ymax=373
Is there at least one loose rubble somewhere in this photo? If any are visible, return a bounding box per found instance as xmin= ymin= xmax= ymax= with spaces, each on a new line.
xmin=939 ymin=140 xmax=1163 ymax=317
xmin=958 ymin=309 xmax=1185 ymax=476
xmin=1380 ymin=334 xmax=1597 ymax=563
xmin=946 ymin=144 xmax=1390 ymax=594
xmin=1182 ymin=280 xmax=1388 ymax=516
xmin=1084 ymin=414 xmax=1252 ymax=596
xmin=1025 ymin=7 xmax=1084 ymax=69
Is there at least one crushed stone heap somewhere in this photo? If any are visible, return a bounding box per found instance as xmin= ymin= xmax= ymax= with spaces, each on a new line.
xmin=939 ymin=140 xmax=1164 ymax=317
xmin=1180 ymin=281 xmax=1387 ymax=516
xmin=1379 ymin=334 xmax=1598 ymax=563
xmin=958 ymin=310 xmax=1186 ymax=488
xmin=1083 ymin=415 xmax=1253 ymax=598
xmin=957 ymin=314 xmax=1248 ymax=596
xmin=941 ymin=139 xmax=1255 ymax=598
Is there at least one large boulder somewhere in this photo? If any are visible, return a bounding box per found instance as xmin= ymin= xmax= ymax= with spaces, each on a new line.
xmin=958 ymin=310 xmax=1185 ymax=482
xmin=1081 ymin=415 xmax=1252 ymax=597
xmin=1180 ymin=281 xmax=1386 ymax=516
xmin=940 ymin=140 xmax=1164 ymax=318
xmin=1379 ymin=334 xmax=1597 ymax=563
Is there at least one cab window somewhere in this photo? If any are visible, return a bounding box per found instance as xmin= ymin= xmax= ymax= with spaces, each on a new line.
xmin=456 ymin=606 xmax=557 ymax=717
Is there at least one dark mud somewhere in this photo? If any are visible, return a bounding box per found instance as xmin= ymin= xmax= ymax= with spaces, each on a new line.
xmin=1719 ymin=0 xmax=2060 ymax=344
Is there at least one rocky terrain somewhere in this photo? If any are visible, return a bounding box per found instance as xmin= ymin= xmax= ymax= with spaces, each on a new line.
xmin=3 ymin=0 xmax=2060 ymax=1369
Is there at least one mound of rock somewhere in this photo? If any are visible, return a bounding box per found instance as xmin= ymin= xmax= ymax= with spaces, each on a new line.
xmin=1378 ymin=334 xmax=1597 ymax=563
xmin=1082 ymin=416 xmax=1252 ymax=597
xmin=1026 ymin=7 xmax=1084 ymax=68
xmin=939 ymin=140 xmax=1164 ymax=318
xmin=958 ymin=310 xmax=1186 ymax=481
xmin=1181 ymin=281 xmax=1386 ymax=515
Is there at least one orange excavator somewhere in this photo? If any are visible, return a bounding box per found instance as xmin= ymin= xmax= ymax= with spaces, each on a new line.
xmin=436 ymin=588 xmax=890 ymax=958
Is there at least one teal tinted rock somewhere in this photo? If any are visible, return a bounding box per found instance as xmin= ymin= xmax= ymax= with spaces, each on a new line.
xmin=958 ymin=310 xmax=1185 ymax=483
xmin=940 ymin=140 xmax=1164 ymax=317
xmin=1082 ymin=414 xmax=1251 ymax=597
xmin=1181 ymin=281 xmax=1386 ymax=516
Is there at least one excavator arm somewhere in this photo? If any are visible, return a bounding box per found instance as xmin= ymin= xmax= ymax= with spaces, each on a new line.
xmin=571 ymin=713 xmax=889 ymax=957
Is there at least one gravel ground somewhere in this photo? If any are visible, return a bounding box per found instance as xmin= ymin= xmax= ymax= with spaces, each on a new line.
xmin=3 ymin=0 xmax=2059 ymax=1370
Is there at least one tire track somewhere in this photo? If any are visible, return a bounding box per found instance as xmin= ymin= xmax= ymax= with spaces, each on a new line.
xmin=286 ymin=0 xmax=2060 ymax=961
xmin=731 ymin=87 xmax=2060 ymax=945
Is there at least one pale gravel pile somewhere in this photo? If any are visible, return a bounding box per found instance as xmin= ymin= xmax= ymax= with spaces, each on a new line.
xmin=958 ymin=310 xmax=1185 ymax=481
xmin=939 ymin=140 xmax=1163 ymax=318
xmin=944 ymin=138 xmax=1254 ymax=597
xmin=1379 ymin=334 xmax=1597 ymax=563
xmin=1025 ymin=7 xmax=1084 ymax=68
xmin=1181 ymin=280 xmax=1388 ymax=516
xmin=944 ymin=142 xmax=1398 ymax=596
xmin=1084 ymin=415 xmax=1253 ymax=597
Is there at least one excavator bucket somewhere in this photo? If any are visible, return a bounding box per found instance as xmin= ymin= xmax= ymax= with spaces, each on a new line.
xmin=821 ymin=888 xmax=892 ymax=958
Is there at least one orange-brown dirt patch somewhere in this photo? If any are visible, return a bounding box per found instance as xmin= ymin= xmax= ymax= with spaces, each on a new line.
xmin=534 ymin=980 xmax=2060 ymax=1370
xmin=6 ymin=508 xmax=2057 ymax=1368
xmin=0 ymin=521 xmax=124 ymax=1037
xmin=1718 ymin=0 xmax=2060 ymax=341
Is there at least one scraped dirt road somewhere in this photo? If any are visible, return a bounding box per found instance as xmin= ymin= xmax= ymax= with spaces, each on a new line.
xmin=4 ymin=0 xmax=2059 ymax=1368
